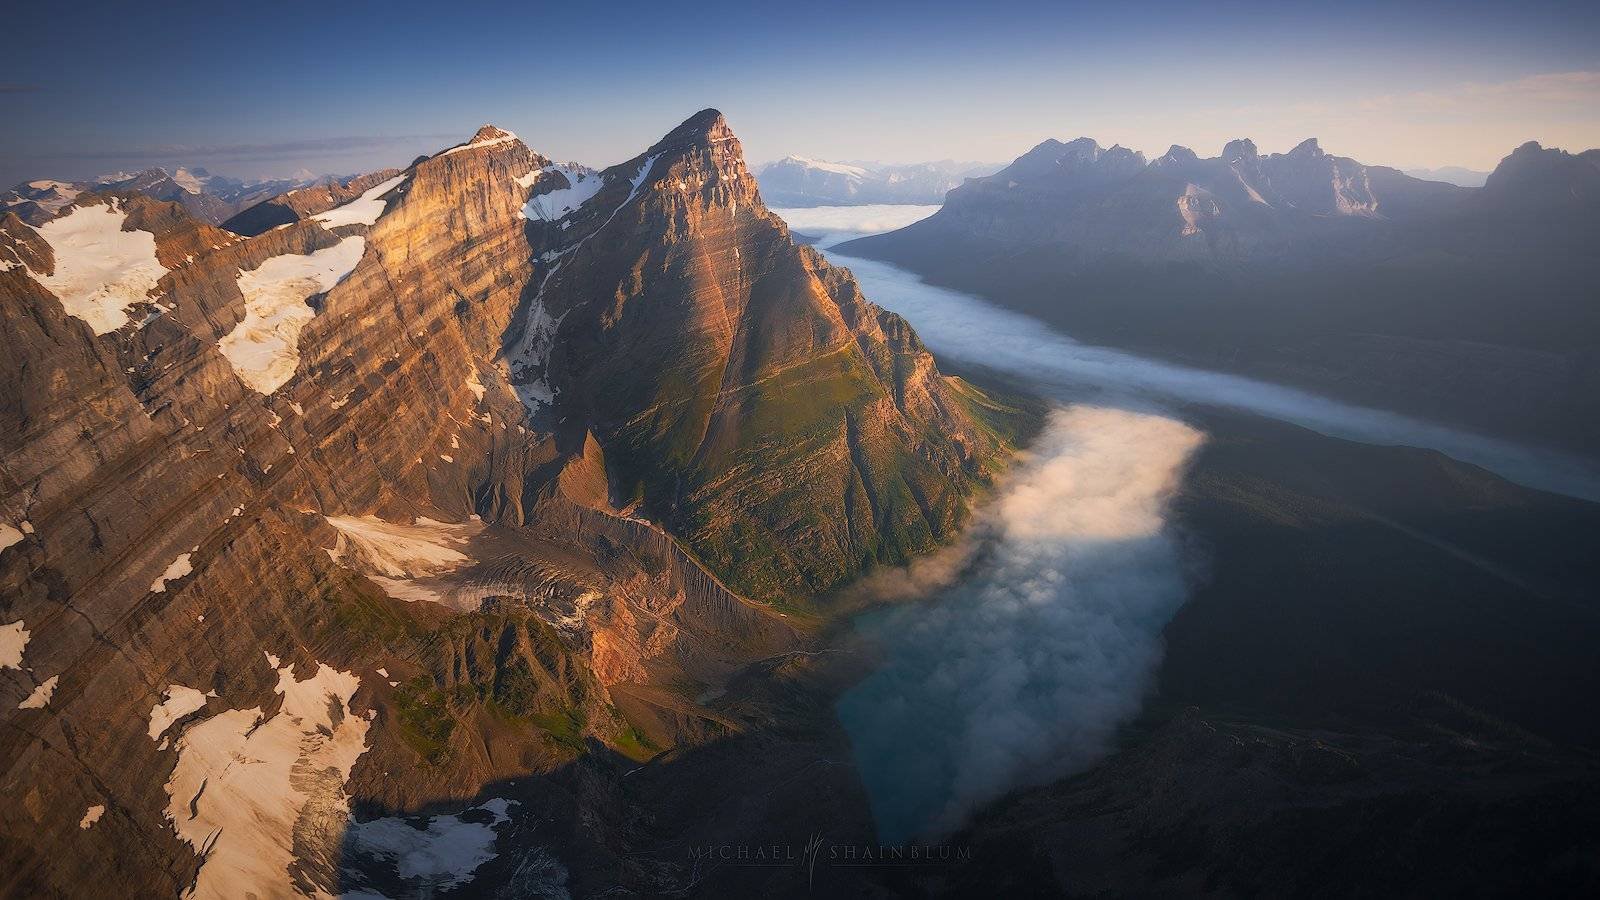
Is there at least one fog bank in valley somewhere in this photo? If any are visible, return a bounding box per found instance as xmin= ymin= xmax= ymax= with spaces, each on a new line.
xmin=838 ymin=407 xmax=1204 ymax=841
xmin=792 ymin=204 xmax=1600 ymax=843
xmin=776 ymin=206 xmax=1600 ymax=502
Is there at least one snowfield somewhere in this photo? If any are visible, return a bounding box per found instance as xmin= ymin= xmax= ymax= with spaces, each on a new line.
xmin=344 ymin=798 xmax=519 ymax=891
xmin=147 ymin=684 xmax=210 ymax=741
xmin=519 ymin=166 xmax=604 ymax=222
xmin=164 ymin=653 xmax=369 ymax=900
xmin=324 ymin=514 xmax=481 ymax=608
xmin=218 ymin=237 xmax=365 ymax=394
xmin=0 ymin=620 xmax=27 ymax=669
xmin=313 ymin=175 xmax=407 ymax=229
xmin=18 ymin=675 xmax=58 ymax=710
xmin=148 ymin=552 xmax=193 ymax=593
xmin=30 ymin=200 xmax=168 ymax=334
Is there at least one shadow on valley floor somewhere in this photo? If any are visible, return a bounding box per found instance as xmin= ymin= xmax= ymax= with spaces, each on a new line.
xmin=335 ymin=399 xmax=1600 ymax=899
xmin=884 ymin=409 xmax=1600 ymax=898
xmin=333 ymin=633 xmax=901 ymax=899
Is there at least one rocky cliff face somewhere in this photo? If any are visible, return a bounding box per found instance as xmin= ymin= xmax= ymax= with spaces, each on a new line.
xmin=524 ymin=111 xmax=1014 ymax=602
xmin=885 ymin=135 xmax=1467 ymax=261
xmin=0 ymin=110 xmax=1020 ymax=898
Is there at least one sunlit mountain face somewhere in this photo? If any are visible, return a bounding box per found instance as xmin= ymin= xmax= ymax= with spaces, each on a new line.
xmin=3 ymin=1 xmax=1598 ymax=897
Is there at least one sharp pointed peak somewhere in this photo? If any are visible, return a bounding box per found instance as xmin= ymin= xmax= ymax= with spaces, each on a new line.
xmin=1287 ymin=137 xmax=1323 ymax=158
xmin=654 ymin=108 xmax=733 ymax=150
xmin=470 ymin=124 xmax=518 ymax=143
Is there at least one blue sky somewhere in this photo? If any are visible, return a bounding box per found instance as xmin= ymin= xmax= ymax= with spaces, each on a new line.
xmin=3 ymin=0 xmax=1597 ymax=186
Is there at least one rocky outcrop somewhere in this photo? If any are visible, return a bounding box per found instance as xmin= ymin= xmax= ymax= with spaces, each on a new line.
xmin=0 ymin=110 xmax=1023 ymax=897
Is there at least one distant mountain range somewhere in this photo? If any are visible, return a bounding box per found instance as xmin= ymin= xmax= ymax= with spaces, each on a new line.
xmin=0 ymin=166 xmax=340 ymax=226
xmin=1403 ymin=165 xmax=1491 ymax=186
xmin=756 ymin=156 xmax=998 ymax=206
xmin=837 ymin=136 xmax=1600 ymax=453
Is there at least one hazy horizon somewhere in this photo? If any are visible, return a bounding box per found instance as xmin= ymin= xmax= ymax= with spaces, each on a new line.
xmin=4 ymin=0 xmax=1598 ymax=188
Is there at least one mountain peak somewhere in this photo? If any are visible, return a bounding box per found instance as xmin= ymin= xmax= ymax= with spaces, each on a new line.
xmin=1062 ymin=136 xmax=1102 ymax=157
xmin=1223 ymin=139 xmax=1259 ymax=163
xmin=1157 ymin=145 xmax=1199 ymax=167
xmin=1286 ymin=138 xmax=1323 ymax=159
xmin=471 ymin=124 xmax=517 ymax=143
xmin=436 ymin=125 xmax=523 ymax=157
xmin=653 ymin=108 xmax=732 ymax=153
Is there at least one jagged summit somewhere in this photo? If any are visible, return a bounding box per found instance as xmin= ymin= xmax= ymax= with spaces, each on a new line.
xmin=646 ymin=108 xmax=735 ymax=158
xmin=674 ymin=107 xmax=727 ymax=136
xmin=470 ymin=123 xmax=518 ymax=143
xmin=1223 ymin=138 xmax=1259 ymax=162
xmin=1157 ymin=145 xmax=1199 ymax=166
xmin=435 ymin=124 xmax=524 ymax=158
xmin=1287 ymin=137 xmax=1323 ymax=158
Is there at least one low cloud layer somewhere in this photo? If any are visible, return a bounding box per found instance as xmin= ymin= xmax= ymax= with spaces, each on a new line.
xmin=838 ymin=406 xmax=1203 ymax=842
xmin=797 ymin=205 xmax=1600 ymax=843
xmin=768 ymin=204 xmax=938 ymax=245
xmin=779 ymin=215 xmax=1600 ymax=500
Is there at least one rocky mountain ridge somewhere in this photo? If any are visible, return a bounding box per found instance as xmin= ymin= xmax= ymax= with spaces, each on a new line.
xmin=1 ymin=167 xmax=346 ymax=227
xmin=0 ymin=110 xmax=1026 ymax=898
xmin=837 ymin=135 xmax=1600 ymax=454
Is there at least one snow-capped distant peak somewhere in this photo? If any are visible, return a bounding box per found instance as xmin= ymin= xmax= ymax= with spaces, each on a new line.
xmin=782 ymin=156 xmax=869 ymax=178
xmin=171 ymin=168 xmax=205 ymax=194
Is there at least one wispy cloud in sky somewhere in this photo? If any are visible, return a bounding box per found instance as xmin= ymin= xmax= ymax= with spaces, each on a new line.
xmin=2 ymin=0 xmax=1597 ymax=184
xmin=17 ymin=134 xmax=459 ymax=163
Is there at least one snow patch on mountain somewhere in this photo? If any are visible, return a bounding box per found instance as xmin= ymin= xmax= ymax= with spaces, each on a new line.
xmin=218 ymin=237 xmax=365 ymax=394
xmin=18 ymin=675 xmax=58 ymax=709
xmin=519 ymin=167 xmax=604 ymax=222
xmin=0 ymin=522 xmax=24 ymax=552
xmin=163 ymin=653 xmax=369 ymax=900
xmin=342 ymin=797 xmax=519 ymax=892
xmin=324 ymin=515 xmax=481 ymax=608
xmin=148 ymin=685 xmax=210 ymax=741
xmin=149 ymin=552 xmax=193 ymax=593
xmin=30 ymin=200 xmax=168 ymax=334
xmin=508 ymin=154 xmax=661 ymax=416
xmin=313 ymin=175 xmax=407 ymax=229
xmin=0 ymin=620 xmax=28 ymax=669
